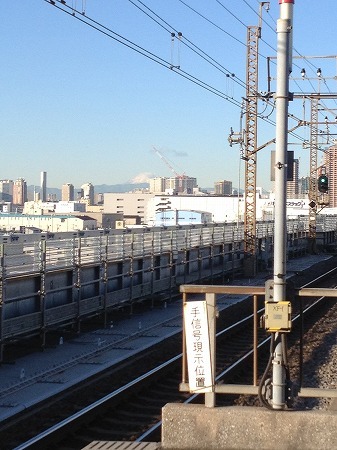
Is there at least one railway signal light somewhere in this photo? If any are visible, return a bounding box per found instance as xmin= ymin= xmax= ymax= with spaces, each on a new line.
xmin=318 ymin=174 xmax=329 ymax=193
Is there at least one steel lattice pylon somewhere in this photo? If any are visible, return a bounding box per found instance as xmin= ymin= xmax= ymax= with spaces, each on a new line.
xmin=244 ymin=25 xmax=259 ymax=258
xmin=308 ymin=97 xmax=318 ymax=243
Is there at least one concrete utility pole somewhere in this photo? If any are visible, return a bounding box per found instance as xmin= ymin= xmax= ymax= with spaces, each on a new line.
xmin=272 ymin=0 xmax=294 ymax=409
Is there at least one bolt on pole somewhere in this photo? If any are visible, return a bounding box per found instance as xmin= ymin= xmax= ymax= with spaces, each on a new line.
xmin=272 ymin=0 xmax=294 ymax=410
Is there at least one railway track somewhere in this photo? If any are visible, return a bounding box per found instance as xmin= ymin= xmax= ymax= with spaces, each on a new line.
xmin=1 ymin=265 xmax=337 ymax=449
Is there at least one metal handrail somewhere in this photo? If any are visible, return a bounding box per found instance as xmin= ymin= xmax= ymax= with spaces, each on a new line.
xmin=180 ymin=283 xmax=337 ymax=405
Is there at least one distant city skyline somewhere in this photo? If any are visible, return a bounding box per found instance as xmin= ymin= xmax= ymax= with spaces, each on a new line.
xmin=0 ymin=159 xmax=314 ymax=200
xmin=0 ymin=172 xmax=253 ymax=195
xmin=0 ymin=170 xmax=234 ymax=195
xmin=1 ymin=2 xmax=336 ymax=190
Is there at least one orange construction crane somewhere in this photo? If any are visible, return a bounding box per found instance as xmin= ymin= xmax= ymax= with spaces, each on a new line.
xmin=153 ymin=146 xmax=181 ymax=177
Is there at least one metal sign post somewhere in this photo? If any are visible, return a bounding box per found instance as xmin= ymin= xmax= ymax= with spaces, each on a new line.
xmin=183 ymin=294 xmax=216 ymax=407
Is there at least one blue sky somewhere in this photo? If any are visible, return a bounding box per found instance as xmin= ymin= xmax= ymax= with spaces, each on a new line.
xmin=1 ymin=0 xmax=337 ymax=191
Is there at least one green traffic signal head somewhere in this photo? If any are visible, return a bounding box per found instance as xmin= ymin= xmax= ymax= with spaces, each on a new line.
xmin=318 ymin=174 xmax=329 ymax=193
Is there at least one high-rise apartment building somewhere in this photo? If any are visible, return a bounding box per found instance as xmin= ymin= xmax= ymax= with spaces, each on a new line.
xmin=299 ymin=176 xmax=310 ymax=196
xmin=149 ymin=177 xmax=166 ymax=193
xmin=13 ymin=178 xmax=27 ymax=205
xmin=149 ymin=176 xmax=197 ymax=194
xmin=41 ymin=171 xmax=47 ymax=202
xmin=165 ymin=176 xmax=197 ymax=194
xmin=81 ymin=182 xmax=94 ymax=206
xmin=214 ymin=180 xmax=232 ymax=195
xmin=286 ymin=158 xmax=299 ymax=198
xmin=0 ymin=179 xmax=14 ymax=202
xmin=324 ymin=145 xmax=337 ymax=207
xmin=62 ymin=183 xmax=74 ymax=201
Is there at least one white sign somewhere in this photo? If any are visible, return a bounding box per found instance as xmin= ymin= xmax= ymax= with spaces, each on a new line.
xmin=184 ymin=300 xmax=213 ymax=393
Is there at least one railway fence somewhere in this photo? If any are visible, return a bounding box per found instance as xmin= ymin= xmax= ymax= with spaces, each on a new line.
xmin=0 ymin=216 xmax=335 ymax=361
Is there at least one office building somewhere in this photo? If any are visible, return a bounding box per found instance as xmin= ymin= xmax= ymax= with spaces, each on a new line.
xmin=214 ymin=180 xmax=232 ymax=195
xmin=104 ymin=192 xmax=154 ymax=223
xmin=104 ymin=191 xmax=312 ymax=225
xmin=286 ymin=158 xmax=299 ymax=198
xmin=149 ymin=177 xmax=166 ymax=193
xmin=62 ymin=183 xmax=74 ymax=202
xmin=81 ymin=183 xmax=94 ymax=206
xmin=13 ymin=178 xmax=27 ymax=205
xmin=95 ymin=193 xmax=104 ymax=205
xmin=299 ymin=176 xmax=310 ymax=196
xmin=0 ymin=180 xmax=13 ymax=202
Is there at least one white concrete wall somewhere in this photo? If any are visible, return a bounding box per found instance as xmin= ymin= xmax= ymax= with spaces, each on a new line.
xmin=0 ymin=214 xmax=97 ymax=232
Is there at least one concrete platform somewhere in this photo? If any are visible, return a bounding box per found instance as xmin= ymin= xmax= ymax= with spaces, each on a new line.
xmin=161 ymin=403 xmax=337 ymax=449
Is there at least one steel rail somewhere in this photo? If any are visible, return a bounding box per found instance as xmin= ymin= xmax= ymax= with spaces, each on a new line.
xmin=14 ymin=354 xmax=182 ymax=450
xmin=12 ymin=303 xmax=262 ymax=449
xmin=13 ymin=269 xmax=337 ymax=448
xmin=1 ymin=314 xmax=182 ymax=400
xmin=137 ymin=292 xmax=332 ymax=442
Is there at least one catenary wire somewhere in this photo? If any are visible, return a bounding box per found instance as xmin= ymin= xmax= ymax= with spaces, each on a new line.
xmin=183 ymin=0 xmax=336 ymax=103
xmin=44 ymin=0 xmax=320 ymax=147
xmin=174 ymin=0 xmax=281 ymax=112
xmin=43 ymin=0 xmax=243 ymax=107
xmin=127 ymin=0 xmax=247 ymax=90
xmin=215 ymin=0 xmax=277 ymax=55
xmin=176 ymin=0 xmax=335 ymax=113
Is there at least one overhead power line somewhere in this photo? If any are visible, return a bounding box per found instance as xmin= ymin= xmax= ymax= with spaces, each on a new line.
xmin=43 ymin=0 xmax=330 ymax=147
xmin=129 ymin=0 xmax=247 ymax=90
xmin=126 ymin=0 xmax=299 ymax=125
xmin=43 ymin=0 xmax=243 ymax=107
